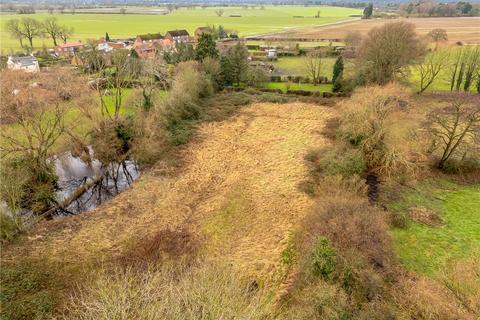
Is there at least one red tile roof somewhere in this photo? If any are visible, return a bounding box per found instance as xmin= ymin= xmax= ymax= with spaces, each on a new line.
xmin=57 ymin=42 xmax=83 ymax=48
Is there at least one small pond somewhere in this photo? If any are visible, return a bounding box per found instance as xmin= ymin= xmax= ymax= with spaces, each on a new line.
xmin=52 ymin=150 xmax=140 ymax=216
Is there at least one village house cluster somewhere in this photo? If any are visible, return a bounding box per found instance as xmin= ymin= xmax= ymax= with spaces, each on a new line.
xmin=7 ymin=26 xmax=247 ymax=72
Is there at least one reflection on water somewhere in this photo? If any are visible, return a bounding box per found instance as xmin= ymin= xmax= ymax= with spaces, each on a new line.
xmin=53 ymin=151 xmax=140 ymax=216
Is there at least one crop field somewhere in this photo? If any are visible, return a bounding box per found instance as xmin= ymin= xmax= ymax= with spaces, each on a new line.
xmin=0 ymin=5 xmax=361 ymax=52
xmin=271 ymin=17 xmax=480 ymax=44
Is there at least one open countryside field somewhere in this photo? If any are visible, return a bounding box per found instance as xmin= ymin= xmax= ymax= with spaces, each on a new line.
xmin=270 ymin=17 xmax=480 ymax=44
xmin=0 ymin=5 xmax=361 ymax=52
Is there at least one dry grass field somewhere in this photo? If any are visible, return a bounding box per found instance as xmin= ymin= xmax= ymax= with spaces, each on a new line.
xmin=270 ymin=17 xmax=480 ymax=44
xmin=2 ymin=102 xmax=332 ymax=280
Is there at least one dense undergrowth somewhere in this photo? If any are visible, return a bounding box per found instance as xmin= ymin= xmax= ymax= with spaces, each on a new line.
xmin=1 ymin=80 xmax=478 ymax=319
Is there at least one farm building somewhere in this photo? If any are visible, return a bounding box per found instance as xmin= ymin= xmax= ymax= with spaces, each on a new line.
xmin=7 ymin=56 xmax=40 ymax=73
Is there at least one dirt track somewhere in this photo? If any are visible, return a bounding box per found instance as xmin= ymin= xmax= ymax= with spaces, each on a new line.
xmin=3 ymin=102 xmax=331 ymax=278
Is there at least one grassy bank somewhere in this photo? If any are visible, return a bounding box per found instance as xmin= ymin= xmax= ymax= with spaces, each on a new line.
xmin=390 ymin=179 xmax=480 ymax=276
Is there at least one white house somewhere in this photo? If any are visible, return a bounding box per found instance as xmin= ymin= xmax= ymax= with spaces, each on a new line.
xmin=7 ymin=56 xmax=40 ymax=73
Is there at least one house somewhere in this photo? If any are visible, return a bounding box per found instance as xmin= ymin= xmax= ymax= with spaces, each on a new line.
xmin=133 ymin=33 xmax=173 ymax=59
xmin=165 ymin=30 xmax=191 ymax=44
xmin=194 ymin=27 xmax=212 ymax=41
xmin=7 ymin=56 xmax=40 ymax=73
xmin=97 ymin=41 xmax=126 ymax=52
xmin=54 ymin=41 xmax=83 ymax=58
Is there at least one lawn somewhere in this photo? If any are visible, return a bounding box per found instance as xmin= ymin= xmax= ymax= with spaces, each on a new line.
xmin=272 ymin=56 xmax=335 ymax=77
xmin=390 ymin=179 xmax=480 ymax=276
xmin=408 ymin=65 xmax=479 ymax=93
xmin=266 ymin=82 xmax=332 ymax=92
xmin=0 ymin=5 xmax=361 ymax=52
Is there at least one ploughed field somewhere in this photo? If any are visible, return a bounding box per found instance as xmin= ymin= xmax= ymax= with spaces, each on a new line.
xmin=269 ymin=17 xmax=480 ymax=44
xmin=0 ymin=5 xmax=361 ymax=52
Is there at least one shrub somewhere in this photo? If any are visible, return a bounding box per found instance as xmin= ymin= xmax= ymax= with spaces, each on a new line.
xmin=130 ymin=110 xmax=168 ymax=166
xmin=63 ymin=262 xmax=265 ymax=320
xmin=337 ymin=84 xmax=416 ymax=179
xmin=278 ymin=281 xmax=350 ymax=320
xmin=299 ymin=195 xmax=393 ymax=274
xmin=0 ymin=209 xmax=22 ymax=242
xmin=310 ymin=237 xmax=337 ymax=279
xmin=161 ymin=62 xmax=214 ymax=145
xmin=244 ymin=66 xmax=270 ymax=88
xmin=316 ymin=145 xmax=367 ymax=177
xmin=0 ymin=260 xmax=59 ymax=320
xmin=257 ymin=92 xmax=288 ymax=104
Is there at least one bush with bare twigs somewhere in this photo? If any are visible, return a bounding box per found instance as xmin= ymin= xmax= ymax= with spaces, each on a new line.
xmin=63 ymin=262 xmax=266 ymax=320
xmin=0 ymin=69 xmax=92 ymax=214
xmin=337 ymin=83 xmax=417 ymax=179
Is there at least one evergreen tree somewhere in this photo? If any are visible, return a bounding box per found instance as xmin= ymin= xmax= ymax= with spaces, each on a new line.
xmin=332 ymin=56 xmax=344 ymax=84
xmin=195 ymin=33 xmax=219 ymax=61
xmin=227 ymin=43 xmax=249 ymax=86
xmin=219 ymin=56 xmax=234 ymax=87
xmin=218 ymin=25 xmax=227 ymax=39
xmin=363 ymin=3 xmax=373 ymax=19
xmin=105 ymin=32 xmax=110 ymax=41
xmin=332 ymin=56 xmax=344 ymax=92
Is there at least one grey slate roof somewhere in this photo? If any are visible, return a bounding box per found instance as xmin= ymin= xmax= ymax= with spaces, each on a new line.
xmin=166 ymin=30 xmax=190 ymax=37
xmin=10 ymin=56 xmax=37 ymax=67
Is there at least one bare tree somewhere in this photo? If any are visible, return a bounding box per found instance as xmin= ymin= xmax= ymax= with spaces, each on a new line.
xmin=6 ymin=17 xmax=43 ymax=48
xmin=215 ymin=9 xmax=224 ymax=17
xmin=5 ymin=19 xmax=25 ymax=48
xmin=429 ymin=95 xmax=480 ymax=169
xmin=58 ymin=25 xmax=74 ymax=43
xmin=42 ymin=16 xmax=64 ymax=46
xmin=0 ymin=69 xmax=91 ymax=212
xmin=305 ymin=50 xmax=323 ymax=85
xmin=358 ymin=21 xmax=425 ymax=85
xmin=414 ymin=49 xmax=450 ymax=93
xmin=97 ymin=51 xmax=142 ymax=120
xmin=427 ymin=28 xmax=448 ymax=50
xmin=138 ymin=56 xmax=169 ymax=110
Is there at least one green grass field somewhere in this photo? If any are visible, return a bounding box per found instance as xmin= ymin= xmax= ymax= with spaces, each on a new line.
xmin=391 ymin=179 xmax=480 ymax=276
xmin=266 ymin=82 xmax=332 ymax=92
xmin=0 ymin=6 xmax=361 ymax=52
